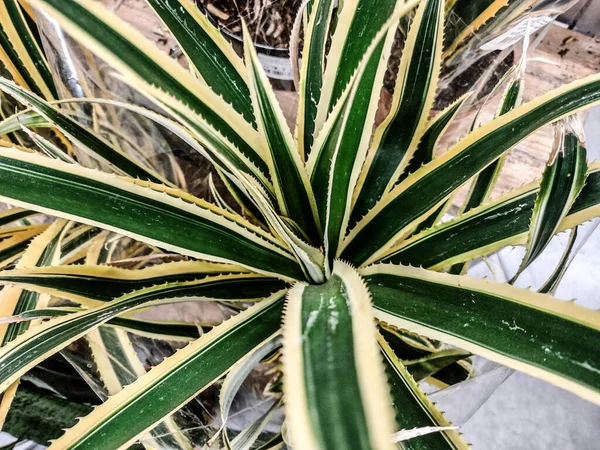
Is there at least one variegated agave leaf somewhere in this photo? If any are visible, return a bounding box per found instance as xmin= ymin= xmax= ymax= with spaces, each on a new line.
xmin=0 ymin=0 xmax=597 ymax=448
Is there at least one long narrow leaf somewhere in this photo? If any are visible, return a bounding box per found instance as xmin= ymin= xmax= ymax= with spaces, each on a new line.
xmin=352 ymin=0 xmax=445 ymax=220
xmin=145 ymin=0 xmax=253 ymax=123
xmin=48 ymin=293 xmax=285 ymax=450
xmin=0 ymin=276 xmax=287 ymax=394
xmin=242 ymin=23 xmax=320 ymax=242
xmin=342 ymin=73 xmax=600 ymax=266
xmin=512 ymin=129 xmax=587 ymax=281
xmin=0 ymin=78 xmax=171 ymax=184
xmin=0 ymin=147 xmax=304 ymax=280
xmin=283 ymin=260 xmax=396 ymax=450
xmin=386 ymin=163 xmax=600 ymax=269
xmin=379 ymin=333 xmax=469 ymax=450
xmin=33 ymin=0 xmax=271 ymax=188
xmin=295 ymin=0 xmax=336 ymax=158
xmin=0 ymin=0 xmax=56 ymax=99
xmin=363 ymin=263 xmax=600 ymax=405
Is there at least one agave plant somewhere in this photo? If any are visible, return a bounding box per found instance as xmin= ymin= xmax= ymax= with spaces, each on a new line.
xmin=0 ymin=0 xmax=599 ymax=448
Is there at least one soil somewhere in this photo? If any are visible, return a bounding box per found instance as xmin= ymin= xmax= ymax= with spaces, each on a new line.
xmin=197 ymin=0 xmax=303 ymax=48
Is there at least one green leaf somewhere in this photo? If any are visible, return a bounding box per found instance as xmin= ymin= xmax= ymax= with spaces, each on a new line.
xmin=363 ymin=263 xmax=600 ymax=405
xmin=0 ymin=276 xmax=287 ymax=393
xmin=18 ymin=125 xmax=75 ymax=163
xmin=49 ymin=294 xmax=285 ymax=450
xmin=538 ymin=227 xmax=578 ymax=295
xmin=387 ymin=163 xmax=600 ymax=269
xmin=0 ymin=109 xmax=50 ymax=135
xmin=512 ymin=130 xmax=587 ymax=281
xmin=378 ymin=323 xmax=471 ymax=387
xmin=0 ymin=224 xmax=49 ymax=269
xmin=295 ymin=0 xmax=336 ymax=158
xmin=342 ymin=73 xmax=600 ymax=266
xmin=18 ymin=308 xmax=205 ymax=342
xmin=0 ymin=219 xmax=68 ymax=346
xmin=242 ymin=23 xmax=321 ymax=242
xmin=449 ymin=77 xmax=524 ymax=275
xmin=352 ymin=0 xmax=445 ymax=221
xmin=462 ymin=79 xmax=524 ymax=215
xmin=145 ymin=0 xmax=254 ymax=123
xmin=0 ymin=0 xmax=57 ymax=99
xmin=283 ymin=260 xmax=396 ymax=450
xmin=378 ymin=334 xmax=469 ymax=450
xmin=0 ymin=208 xmax=37 ymax=227
xmin=404 ymin=93 xmax=470 ymax=182
xmin=32 ymin=0 xmax=270 ymax=188
xmin=307 ymin=8 xmax=412 ymax=267
xmin=316 ymin=0 xmax=417 ymax=127
xmin=0 ymin=147 xmax=304 ymax=280
xmin=236 ymin=174 xmax=325 ymax=284
xmin=403 ymin=348 xmax=472 ymax=382
xmin=0 ymin=78 xmax=170 ymax=184
xmin=0 ymin=261 xmax=260 ymax=305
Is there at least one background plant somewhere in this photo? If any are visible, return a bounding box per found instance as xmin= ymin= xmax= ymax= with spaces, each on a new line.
xmin=0 ymin=0 xmax=598 ymax=449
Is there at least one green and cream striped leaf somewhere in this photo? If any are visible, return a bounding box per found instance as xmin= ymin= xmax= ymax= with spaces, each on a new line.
xmin=0 ymin=275 xmax=287 ymax=394
xmin=283 ymin=260 xmax=396 ymax=450
xmin=48 ymin=293 xmax=285 ymax=450
xmin=0 ymin=147 xmax=304 ymax=280
xmin=208 ymin=173 xmax=237 ymax=215
xmin=144 ymin=0 xmax=253 ymax=123
xmin=295 ymin=0 xmax=336 ymax=158
xmin=0 ymin=77 xmax=170 ymax=184
xmin=403 ymin=348 xmax=472 ymax=383
xmin=82 ymin=230 xmax=196 ymax=450
xmin=342 ymin=73 xmax=600 ymax=266
xmin=33 ymin=0 xmax=271 ymax=189
xmin=449 ymin=77 xmax=524 ymax=275
xmin=512 ymin=130 xmax=588 ymax=281
xmin=236 ymin=174 xmax=325 ymax=284
xmin=315 ymin=0 xmax=419 ymax=131
xmin=385 ymin=163 xmax=600 ymax=269
xmin=446 ymin=0 xmax=541 ymax=65
xmin=18 ymin=124 xmax=76 ymax=163
xmin=17 ymin=308 xmax=206 ymax=342
xmin=390 ymin=92 xmax=471 ymax=236
xmin=59 ymin=225 xmax=104 ymax=266
xmin=401 ymin=92 xmax=470 ymax=184
xmin=0 ymin=97 xmax=272 ymax=195
xmin=538 ymin=227 xmax=578 ymax=295
xmin=242 ymin=23 xmax=320 ymax=242
xmin=0 ymin=0 xmax=56 ymax=99
xmin=0 ymin=219 xmax=68 ymax=346
xmin=0 ymin=108 xmax=51 ymax=135
xmin=378 ymin=333 xmax=469 ymax=450
xmin=307 ymin=9 xmax=412 ymax=268
xmin=462 ymin=78 xmax=524 ymax=215
xmin=0 ymin=260 xmax=257 ymax=306
xmin=363 ymin=263 xmax=600 ymax=405
xmin=0 ymin=219 xmax=69 ymax=430
xmin=0 ymin=223 xmax=49 ymax=269
xmin=352 ymin=0 xmax=445 ymax=221
xmin=443 ymin=0 xmax=506 ymax=57
xmin=378 ymin=322 xmax=471 ymax=387
xmin=88 ymin=327 xmax=193 ymax=450
xmin=0 ymin=207 xmax=38 ymax=228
